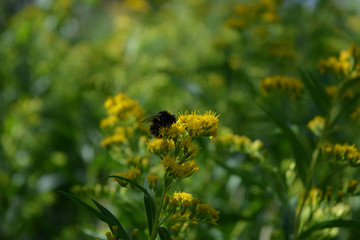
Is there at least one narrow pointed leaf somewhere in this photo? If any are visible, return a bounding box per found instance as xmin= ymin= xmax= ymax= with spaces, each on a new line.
xmin=157 ymin=227 xmax=172 ymax=240
xmin=58 ymin=191 xmax=110 ymax=223
xmin=299 ymin=68 xmax=329 ymax=114
xmin=298 ymin=219 xmax=360 ymax=239
xmin=105 ymin=175 xmax=156 ymax=237
xmin=91 ymin=199 xmax=129 ymax=240
xmin=144 ymin=195 xmax=156 ymax=236
xmin=143 ymin=176 xmax=155 ymax=236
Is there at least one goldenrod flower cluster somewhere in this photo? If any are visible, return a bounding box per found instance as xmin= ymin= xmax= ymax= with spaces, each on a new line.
xmin=100 ymin=93 xmax=145 ymax=129
xmin=318 ymin=45 xmax=360 ymax=78
xmin=307 ymin=180 xmax=359 ymax=205
xmin=147 ymin=137 xmax=198 ymax=179
xmin=215 ymin=133 xmax=263 ymax=157
xmin=164 ymin=191 xmax=220 ymax=225
xmin=161 ymin=154 xmax=199 ymax=179
xmin=99 ymin=94 xmax=148 ymax=168
xmin=177 ymin=111 xmax=219 ymax=138
xmin=147 ymin=111 xmax=218 ymax=179
xmin=112 ymin=168 xmax=141 ymax=187
xmin=101 ymin=126 xmax=128 ymax=147
xmin=260 ymin=75 xmax=304 ymax=99
xmin=307 ymin=116 xmax=325 ymax=136
xmin=300 ymin=187 xmax=350 ymax=239
xmin=321 ymin=143 xmax=360 ymax=167
xmin=147 ymin=139 xmax=175 ymax=155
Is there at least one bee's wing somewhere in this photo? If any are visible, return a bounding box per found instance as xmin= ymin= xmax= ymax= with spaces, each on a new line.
xmin=142 ymin=115 xmax=159 ymax=123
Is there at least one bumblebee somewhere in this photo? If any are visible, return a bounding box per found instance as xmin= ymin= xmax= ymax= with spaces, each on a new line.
xmin=143 ymin=111 xmax=177 ymax=137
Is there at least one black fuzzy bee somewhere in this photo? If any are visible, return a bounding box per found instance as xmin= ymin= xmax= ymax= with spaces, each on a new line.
xmin=143 ymin=111 xmax=177 ymax=137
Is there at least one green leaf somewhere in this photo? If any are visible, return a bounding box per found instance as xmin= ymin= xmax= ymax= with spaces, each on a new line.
xmin=105 ymin=176 xmax=156 ymax=237
xmin=298 ymin=219 xmax=360 ymax=239
xmin=157 ymin=227 xmax=172 ymax=240
xmin=259 ymin=104 xmax=309 ymax=185
xmin=299 ymin=68 xmax=329 ymax=115
xmin=91 ymin=199 xmax=129 ymax=240
xmin=59 ymin=191 xmax=130 ymax=240
xmin=143 ymin=178 xmax=156 ymax=237
xmin=144 ymin=195 xmax=156 ymax=236
xmin=58 ymin=191 xmax=111 ymax=223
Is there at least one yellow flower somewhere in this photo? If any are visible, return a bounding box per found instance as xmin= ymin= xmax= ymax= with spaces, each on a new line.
xmin=100 ymin=126 xmax=128 ymax=146
xmin=325 ymin=85 xmax=338 ymax=99
xmin=260 ymin=75 xmax=304 ymax=99
xmin=100 ymin=115 xmax=118 ymax=128
xmin=177 ymin=111 xmax=219 ymax=138
xmin=161 ymin=154 xmax=198 ymax=179
xmin=216 ymin=133 xmax=263 ymax=156
xmin=321 ymin=143 xmax=360 ymax=167
xmin=318 ymin=45 xmax=360 ymax=77
xmin=147 ymin=138 xmax=175 ymax=155
xmin=166 ymin=191 xmax=198 ymax=217
xmin=100 ymin=136 xmax=113 ymax=147
xmin=164 ymin=192 xmax=219 ymax=225
xmin=194 ymin=203 xmax=220 ymax=225
xmin=307 ymin=116 xmax=325 ymax=136
xmin=101 ymin=93 xmax=145 ymax=128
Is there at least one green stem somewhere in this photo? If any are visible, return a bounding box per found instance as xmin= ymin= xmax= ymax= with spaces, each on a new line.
xmin=150 ymin=176 xmax=172 ymax=240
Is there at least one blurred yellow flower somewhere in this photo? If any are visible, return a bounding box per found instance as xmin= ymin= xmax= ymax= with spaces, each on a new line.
xmin=318 ymin=45 xmax=360 ymax=77
xmin=307 ymin=116 xmax=325 ymax=136
xmin=216 ymin=133 xmax=263 ymax=156
xmin=101 ymin=93 xmax=145 ymax=128
xmin=260 ymin=75 xmax=304 ymax=99
xmin=321 ymin=143 xmax=360 ymax=167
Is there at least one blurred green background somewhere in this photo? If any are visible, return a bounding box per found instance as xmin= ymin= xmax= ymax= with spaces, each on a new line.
xmin=1 ymin=0 xmax=360 ymax=239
